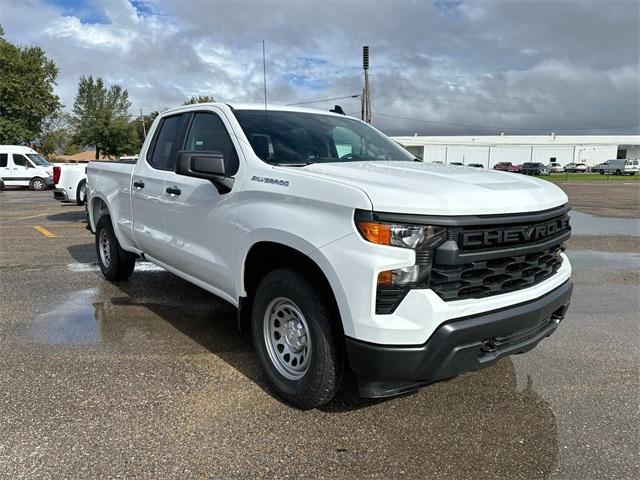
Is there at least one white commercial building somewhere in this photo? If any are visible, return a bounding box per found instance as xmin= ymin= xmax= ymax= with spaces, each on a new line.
xmin=392 ymin=135 xmax=640 ymax=168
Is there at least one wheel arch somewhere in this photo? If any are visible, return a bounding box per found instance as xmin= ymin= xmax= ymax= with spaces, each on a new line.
xmin=239 ymin=241 xmax=344 ymax=336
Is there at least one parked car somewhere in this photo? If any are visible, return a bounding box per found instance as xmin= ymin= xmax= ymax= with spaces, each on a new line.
xmin=0 ymin=145 xmax=54 ymax=190
xmin=449 ymin=161 xmax=464 ymax=166
xmin=493 ymin=162 xmax=522 ymax=173
xmin=467 ymin=163 xmax=484 ymax=168
xmin=521 ymin=162 xmax=550 ymax=176
xmin=87 ymin=103 xmax=573 ymax=409
xmin=53 ymin=163 xmax=88 ymax=205
xmin=563 ymin=162 xmax=587 ymax=173
xmin=547 ymin=162 xmax=564 ymax=173
xmin=593 ymin=159 xmax=638 ymax=175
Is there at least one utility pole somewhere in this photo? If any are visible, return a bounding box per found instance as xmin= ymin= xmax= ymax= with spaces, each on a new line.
xmin=362 ymin=46 xmax=371 ymax=123
xmin=140 ymin=109 xmax=146 ymax=138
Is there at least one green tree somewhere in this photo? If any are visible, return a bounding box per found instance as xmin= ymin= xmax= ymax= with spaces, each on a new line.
xmin=0 ymin=24 xmax=61 ymax=144
xmin=71 ymin=75 xmax=135 ymax=159
xmin=33 ymin=110 xmax=72 ymax=157
xmin=183 ymin=95 xmax=216 ymax=105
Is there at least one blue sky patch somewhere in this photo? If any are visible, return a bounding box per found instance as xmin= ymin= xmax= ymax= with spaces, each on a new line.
xmin=44 ymin=0 xmax=110 ymax=24
xmin=433 ymin=0 xmax=463 ymax=16
xmin=285 ymin=73 xmax=328 ymax=90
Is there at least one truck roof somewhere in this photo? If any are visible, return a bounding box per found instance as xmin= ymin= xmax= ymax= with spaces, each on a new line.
xmin=158 ymin=102 xmax=355 ymax=119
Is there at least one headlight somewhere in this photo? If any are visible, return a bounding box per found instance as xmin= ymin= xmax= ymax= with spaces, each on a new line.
xmin=356 ymin=221 xmax=445 ymax=250
xmin=355 ymin=219 xmax=446 ymax=288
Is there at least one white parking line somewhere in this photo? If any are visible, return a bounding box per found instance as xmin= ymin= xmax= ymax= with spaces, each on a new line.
xmin=67 ymin=262 xmax=165 ymax=273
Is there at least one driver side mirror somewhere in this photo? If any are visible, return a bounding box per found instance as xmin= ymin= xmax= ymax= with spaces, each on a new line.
xmin=175 ymin=150 xmax=233 ymax=193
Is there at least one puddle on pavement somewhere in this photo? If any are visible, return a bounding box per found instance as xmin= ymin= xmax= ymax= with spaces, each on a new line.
xmin=566 ymin=249 xmax=640 ymax=270
xmin=26 ymin=289 xmax=101 ymax=345
xmin=24 ymin=288 xmax=241 ymax=351
xmin=570 ymin=210 xmax=640 ymax=236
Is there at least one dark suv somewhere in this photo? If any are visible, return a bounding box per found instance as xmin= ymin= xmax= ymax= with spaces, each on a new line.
xmin=521 ymin=162 xmax=550 ymax=176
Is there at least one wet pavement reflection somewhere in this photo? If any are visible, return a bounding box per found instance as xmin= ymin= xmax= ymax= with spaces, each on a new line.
xmin=11 ymin=268 xmax=561 ymax=478
xmin=570 ymin=210 xmax=640 ymax=236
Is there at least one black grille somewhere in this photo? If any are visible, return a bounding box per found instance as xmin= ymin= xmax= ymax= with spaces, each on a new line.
xmin=431 ymin=244 xmax=564 ymax=301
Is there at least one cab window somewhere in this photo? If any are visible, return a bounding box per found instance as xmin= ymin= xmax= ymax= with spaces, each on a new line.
xmin=13 ymin=154 xmax=29 ymax=167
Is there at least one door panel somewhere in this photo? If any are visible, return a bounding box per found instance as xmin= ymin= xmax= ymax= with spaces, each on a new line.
xmin=10 ymin=154 xmax=30 ymax=186
xmin=163 ymin=110 xmax=240 ymax=297
xmin=131 ymin=113 xmax=186 ymax=262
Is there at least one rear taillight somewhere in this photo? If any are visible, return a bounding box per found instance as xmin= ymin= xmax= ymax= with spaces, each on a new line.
xmin=53 ymin=166 xmax=61 ymax=185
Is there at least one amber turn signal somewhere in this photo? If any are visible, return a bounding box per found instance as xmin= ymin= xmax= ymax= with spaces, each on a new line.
xmin=356 ymin=221 xmax=391 ymax=246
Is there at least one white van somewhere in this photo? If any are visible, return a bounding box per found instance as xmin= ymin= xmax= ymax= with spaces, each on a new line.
xmin=0 ymin=146 xmax=54 ymax=190
xmin=594 ymin=158 xmax=639 ymax=175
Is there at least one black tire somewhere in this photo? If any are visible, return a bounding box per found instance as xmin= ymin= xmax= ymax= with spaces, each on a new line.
xmin=599 ymin=170 xmax=604 ymax=175
xmin=76 ymin=180 xmax=87 ymax=206
xmin=29 ymin=177 xmax=46 ymax=191
xmin=630 ymin=172 xmax=636 ymax=176
xmin=616 ymin=169 xmax=622 ymax=175
xmin=95 ymin=216 xmax=136 ymax=281
xmin=0 ymin=180 xmax=4 ymax=190
xmin=251 ymin=268 xmax=343 ymax=409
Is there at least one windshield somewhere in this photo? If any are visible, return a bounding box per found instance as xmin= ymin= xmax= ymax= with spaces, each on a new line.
xmin=233 ymin=110 xmax=414 ymax=166
xmin=27 ymin=154 xmax=52 ymax=166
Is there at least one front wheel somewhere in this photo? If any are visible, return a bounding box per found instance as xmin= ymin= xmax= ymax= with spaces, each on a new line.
xmin=29 ymin=177 xmax=46 ymax=191
xmin=95 ymin=216 xmax=136 ymax=281
xmin=252 ymin=268 xmax=343 ymax=409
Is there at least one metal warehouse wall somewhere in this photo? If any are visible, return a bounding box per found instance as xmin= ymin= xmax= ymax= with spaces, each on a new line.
xmin=409 ymin=142 xmax=635 ymax=167
xmin=532 ymin=146 xmax=574 ymax=164
xmin=575 ymin=145 xmax=618 ymax=166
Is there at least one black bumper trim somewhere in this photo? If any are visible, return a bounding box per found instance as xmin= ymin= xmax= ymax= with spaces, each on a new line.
xmin=53 ymin=188 xmax=68 ymax=201
xmin=346 ymin=279 xmax=572 ymax=397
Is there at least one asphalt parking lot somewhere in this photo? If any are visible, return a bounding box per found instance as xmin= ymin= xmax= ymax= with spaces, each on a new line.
xmin=0 ymin=186 xmax=638 ymax=479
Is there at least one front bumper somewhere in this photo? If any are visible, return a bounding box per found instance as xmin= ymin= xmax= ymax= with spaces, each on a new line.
xmin=346 ymin=279 xmax=572 ymax=398
xmin=53 ymin=188 xmax=68 ymax=201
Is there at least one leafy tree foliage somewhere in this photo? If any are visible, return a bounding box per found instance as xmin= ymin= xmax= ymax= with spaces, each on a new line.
xmin=0 ymin=24 xmax=61 ymax=144
xmin=183 ymin=95 xmax=216 ymax=105
xmin=33 ymin=110 xmax=72 ymax=157
xmin=71 ymin=75 xmax=138 ymax=159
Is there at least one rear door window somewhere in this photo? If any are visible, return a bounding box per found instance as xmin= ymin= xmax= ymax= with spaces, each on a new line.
xmin=0 ymin=153 xmax=7 ymax=167
xmin=147 ymin=114 xmax=186 ymax=171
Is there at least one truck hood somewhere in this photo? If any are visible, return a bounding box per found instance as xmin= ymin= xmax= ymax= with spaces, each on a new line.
xmin=302 ymin=161 xmax=568 ymax=215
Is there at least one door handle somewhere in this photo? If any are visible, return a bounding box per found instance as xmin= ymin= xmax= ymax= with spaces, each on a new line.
xmin=133 ymin=180 xmax=145 ymax=188
xmin=166 ymin=186 xmax=181 ymax=195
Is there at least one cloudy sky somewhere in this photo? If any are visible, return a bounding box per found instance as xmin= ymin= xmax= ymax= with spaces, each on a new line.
xmin=1 ymin=0 xmax=639 ymax=135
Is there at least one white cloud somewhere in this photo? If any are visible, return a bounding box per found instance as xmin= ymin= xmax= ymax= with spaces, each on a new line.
xmin=0 ymin=0 xmax=637 ymax=135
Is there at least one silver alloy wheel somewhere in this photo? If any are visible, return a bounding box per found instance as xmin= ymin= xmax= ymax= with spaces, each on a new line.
xmin=263 ymin=297 xmax=311 ymax=380
xmin=32 ymin=179 xmax=44 ymax=190
xmin=99 ymin=229 xmax=111 ymax=268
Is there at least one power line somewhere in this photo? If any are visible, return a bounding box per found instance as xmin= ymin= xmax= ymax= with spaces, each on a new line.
xmin=286 ymin=94 xmax=360 ymax=106
xmin=372 ymin=111 xmax=640 ymax=132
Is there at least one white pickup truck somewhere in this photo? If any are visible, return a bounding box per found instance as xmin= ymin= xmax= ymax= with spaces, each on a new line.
xmin=87 ymin=103 xmax=573 ymax=408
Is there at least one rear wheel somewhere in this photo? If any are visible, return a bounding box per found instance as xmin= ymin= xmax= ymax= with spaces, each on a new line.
xmin=252 ymin=268 xmax=343 ymax=409
xmin=76 ymin=180 xmax=87 ymax=206
xmin=29 ymin=177 xmax=46 ymax=191
xmin=616 ymin=169 xmax=622 ymax=175
xmin=95 ymin=216 xmax=136 ymax=281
